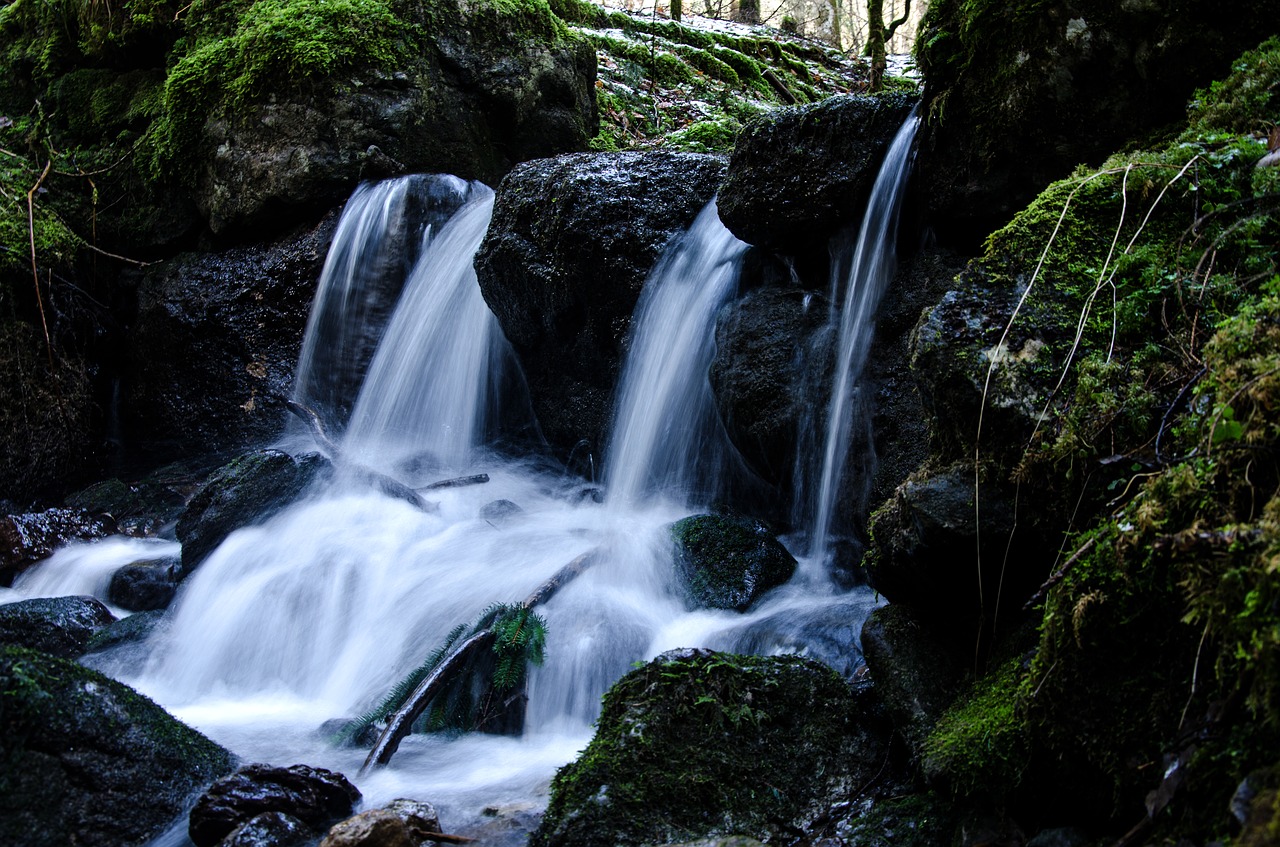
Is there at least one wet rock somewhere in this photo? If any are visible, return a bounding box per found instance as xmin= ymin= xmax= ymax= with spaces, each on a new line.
xmin=0 ymin=595 xmax=116 ymax=658
xmin=480 ymin=499 xmax=524 ymax=525
xmin=915 ymin=0 xmax=1274 ymax=248
xmin=108 ymin=556 xmax=180 ymax=611
xmin=319 ymin=809 xmax=415 ymax=847
xmin=316 ymin=717 xmax=380 ymax=749
xmin=859 ymin=604 xmax=965 ymax=749
xmin=660 ymin=840 xmax=767 ymax=847
xmin=84 ymin=608 xmax=167 ymax=653
xmin=718 ymin=93 xmax=919 ymax=255
xmin=382 ymin=798 xmax=440 ymax=837
xmin=531 ymin=649 xmax=890 ymax=847
xmin=220 ymin=812 xmax=313 ymax=847
xmin=475 ymin=151 xmax=727 ymax=458
xmin=832 ymin=791 xmax=957 ymax=847
xmin=189 ymin=763 xmax=362 ymax=847
xmin=670 ymin=514 xmax=797 ymax=612
xmin=0 ymin=646 xmax=236 ymax=847
xmin=710 ymin=287 xmax=832 ymax=485
xmin=176 ymin=450 xmax=330 ymax=577
xmin=1 ymin=508 xmax=115 ymax=586
xmin=64 ymin=474 xmax=191 ymax=537
xmin=126 ymin=215 xmax=337 ymax=460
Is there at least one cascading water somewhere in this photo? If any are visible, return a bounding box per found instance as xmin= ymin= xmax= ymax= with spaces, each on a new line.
xmin=803 ymin=109 xmax=921 ymax=566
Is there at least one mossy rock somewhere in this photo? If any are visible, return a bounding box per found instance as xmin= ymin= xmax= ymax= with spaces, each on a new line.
xmin=670 ymin=514 xmax=797 ymax=611
xmin=0 ymin=595 xmax=115 ymax=658
xmin=531 ymin=648 xmax=889 ymax=847
xmin=0 ymin=646 xmax=236 ymax=847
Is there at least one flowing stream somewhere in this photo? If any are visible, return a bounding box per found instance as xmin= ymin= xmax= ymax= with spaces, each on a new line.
xmin=4 ymin=122 xmax=919 ymax=840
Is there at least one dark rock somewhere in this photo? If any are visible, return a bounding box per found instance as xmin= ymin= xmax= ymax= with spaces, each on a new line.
xmin=176 ymin=451 xmax=330 ymax=577
xmin=109 ymin=556 xmax=180 ymax=611
xmin=126 ymin=215 xmax=336 ymax=460
xmin=0 ymin=646 xmax=236 ymax=847
xmin=85 ymin=608 xmax=167 ymax=653
xmin=475 ymin=151 xmax=727 ymax=457
xmin=1025 ymin=827 xmax=1092 ymax=847
xmin=189 ymin=763 xmax=362 ymax=847
xmin=915 ymin=0 xmax=1274 ymax=248
xmin=531 ymin=649 xmax=891 ymax=847
xmin=710 ymin=287 xmax=832 ymax=485
xmin=221 ymin=812 xmax=313 ymax=847
xmin=718 ymin=92 xmax=919 ymax=255
xmin=479 ymin=499 xmax=524 ymax=525
xmin=316 ymin=718 xmax=379 ymax=749
xmin=1 ymin=508 xmax=115 ymax=586
xmin=670 ymin=514 xmax=797 ymax=612
xmin=859 ymin=604 xmax=965 ymax=749
xmin=64 ymin=473 xmax=191 ymax=537
xmin=0 ymin=595 xmax=116 ymax=658
xmin=831 ymin=791 xmax=957 ymax=847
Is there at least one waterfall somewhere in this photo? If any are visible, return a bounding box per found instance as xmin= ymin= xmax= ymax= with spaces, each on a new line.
xmin=603 ymin=200 xmax=748 ymax=506
xmin=804 ymin=110 xmax=920 ymax=565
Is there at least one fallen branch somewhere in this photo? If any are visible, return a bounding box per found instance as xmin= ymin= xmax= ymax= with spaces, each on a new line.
xmin=1022 ymin=536 xmax=1097 ymax=611
xmin=360 ymin=549 xmax=601 ymax=773
xmin=420 ymin=474 xmax=490 ymax=491
xmin=762 ymin=68 xmax=799 ymax=105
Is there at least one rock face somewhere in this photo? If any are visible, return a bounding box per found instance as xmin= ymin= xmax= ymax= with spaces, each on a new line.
xmin=915 ymin=0 xmax=1275 ymax=247
xmin=176 ymin=450 xmax=330 ymax=577
xmin=109 ymin=557 xmax=180 ymax=611
xmin=0 ymin=646 xmax=236 ymax=847
xmin=0 ymin=596 xmax=116 ymax=658
xmin=188 ymin=763 xmax=362 ymax=847
xmin=670 ymin=514 xmax=797 ymax=611
xmin=126 ymin=216 xmax=336 ymax=460
xmin=1 ymin=508 xmax=116 ymax=586
xmin=531 ymin=648 xmax=889 ymax=847
xmin=717 ymin=93 xmax=919 ymax=255
xmin=475 ymin=151 xmax=727 ymax=457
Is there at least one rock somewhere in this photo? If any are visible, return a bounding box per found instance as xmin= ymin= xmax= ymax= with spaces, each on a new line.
xmin=0 ymin=646 xmax=236 ymax=847
xmin=530 ymin=648 xmax=890 ymax=847
xmin=108 ymin=556 xmax=180 ymax=611
xmin=1 ymin=508 xmax=115 ymax=586
xmin=915 ymin=0 xmax=1274 ymax=248
xmin=859 ymin=604 xmax=965 ymax=749
xmin=64 ymin=472 xmax=192 ymax=537
xmin=0 ymin=595 xmax=116 ymax=658
xmin=475 ymin=151 xmax=727 ymax=458
xmin=831 ymin=791 xmax=957 ymax=847
xmin=670 ymin=514 xmax=797 ymax=612
xmin=382 ymin=798 xmax=440 ymax=837
xmin=319 ymin=809 xmax=415 ymax=847
xmin=709 ymin=287 xmax=832 ymax=485
xmin=1025 ymin=827 xmax=1092 ymax=847
xmin=220 ymin=812 xmax=313 ymax=847
xmin=126 ymin=215 xmax=336 ymax=460
xmin=717 ymin=93 xmax=919 ymax=255
xmin=85 ymin=608 xmax=167 ymax=653
xmin=660 ymin=840 xmax=767 ymax=847
xmin=479 ymin=499 xmax=524 ymax=525
xmin=175 ymin=450 xmax=330 ymax=577
xmin=189 ymin=763 xmax=362 ymax=847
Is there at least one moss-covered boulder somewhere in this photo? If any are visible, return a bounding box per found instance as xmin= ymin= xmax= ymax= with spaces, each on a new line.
xmin=475 ymin=151 xmax=726 ymax=457
xmin=0 ymin=646 xmax=236 ymax=847
xmin=670 ymin=514 xmax=797 ymax=611
xmin=530 ymin=648 xmax=889 ymax=847
xmin=717 ymin=92 xmax=918 ymax=255
xmin=176 ymin=450 xmax=329 ymax=576
xmin=915 ymin=0 xmax=1275 ymax=247
xmin=0 ymin=595 xmax=116 ymax=658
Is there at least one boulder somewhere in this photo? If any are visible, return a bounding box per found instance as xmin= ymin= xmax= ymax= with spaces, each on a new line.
xmin=1 ymin=508 xmax=115 ymax=586
xmin=319 ymin=809 xmax=415 ymax=847
xmin=189 ymin=763 xmax=361 ymax=847
xmin=176 ymin=450 xmax=329 ymax=577
xmin=220 ymin=812 xmax=313 ymax=847
xmin=126 ymin=215 xmax=336 ymax=460
xmin=381 ymin=798 xmax=440 ymax=837
xmin=530 ymin=648 xmax=890 ymax=847
xmin=0 ymin=595 xmax=116 ymax=658
xmin=0 ymin=646 xmax=236 ymax=847
xmin=915 ymin=0 xmax=1275 ymax=248
xmin=717 ymin=93 xmax=919 ymax=255
xmin=64 ymin=471 xmax=195 ymax=537
xmin=670 ymin=514 xmax=797 ymax=612
xmin=475 ymin=151 xmax=727 ymax=458
xmin=108 ymin=557 xmax=180 ymax=611
xmin=85 ymin=608 xmax=167 ymax=653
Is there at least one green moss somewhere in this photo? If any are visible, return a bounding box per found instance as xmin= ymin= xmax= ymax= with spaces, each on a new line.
xmin=665 ymin=116 xmax=741 ymax=153
xmin=1186 ymin=35 xmax=1280 ymax=135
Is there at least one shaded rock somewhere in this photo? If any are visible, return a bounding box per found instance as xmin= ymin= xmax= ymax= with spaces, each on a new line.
xmin=175 ymin=451 xmax=329 ymax=577
xmin=479 ymin=499 xmax=524 ymax=525
xmin=859 ymin=604 xmax=965 ymax=749
xmin=915 ymin=0 xmax=1274 ymax=248
xmin=220 ymin=812 xmax=313 ymax=847
xmin=0 ymin=646 xmax=236 ymax=847
xmin=530 ymin=648 xmax=890 ymax=847
xmin=1026 ymin=827 xmax=1091 ymax=847
xmin=319 ymin=809 xmax=414 ymax=847
xmin=85 ymin=608 xmax=167 ymax=653
xmin=718 ymin=93 xmax=919 ymax=255
xmin=317 ymin=718 xmax=379 ymax=749
xmin=831 ymin=791 xmax=957 ymax=847
xmin=710 ymin=287 xmax=832 ymax=485
xmin=0 ymin=595 xmax=116 ymax=658
xmin=475 ymin=151 xmax=727 ymax=457
xmin=189 ymin=763 xmax=361 ymax=847
xmin=126 ymin=215 xmax=337 ymax=461
xmin=64 ymin=471 xmax=194 ymax=537
xmin=108 ymin=556 xmax=180 ymax=611
xmin=670 ymin=514 xmax=797 ymax=612
xmin=382 ymin=798 xmax=440 ymax=837
xmin=1 ymin=508 xmax=115 ymax=586
xmin=661 ymin=840 xmax=767 ymax=847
